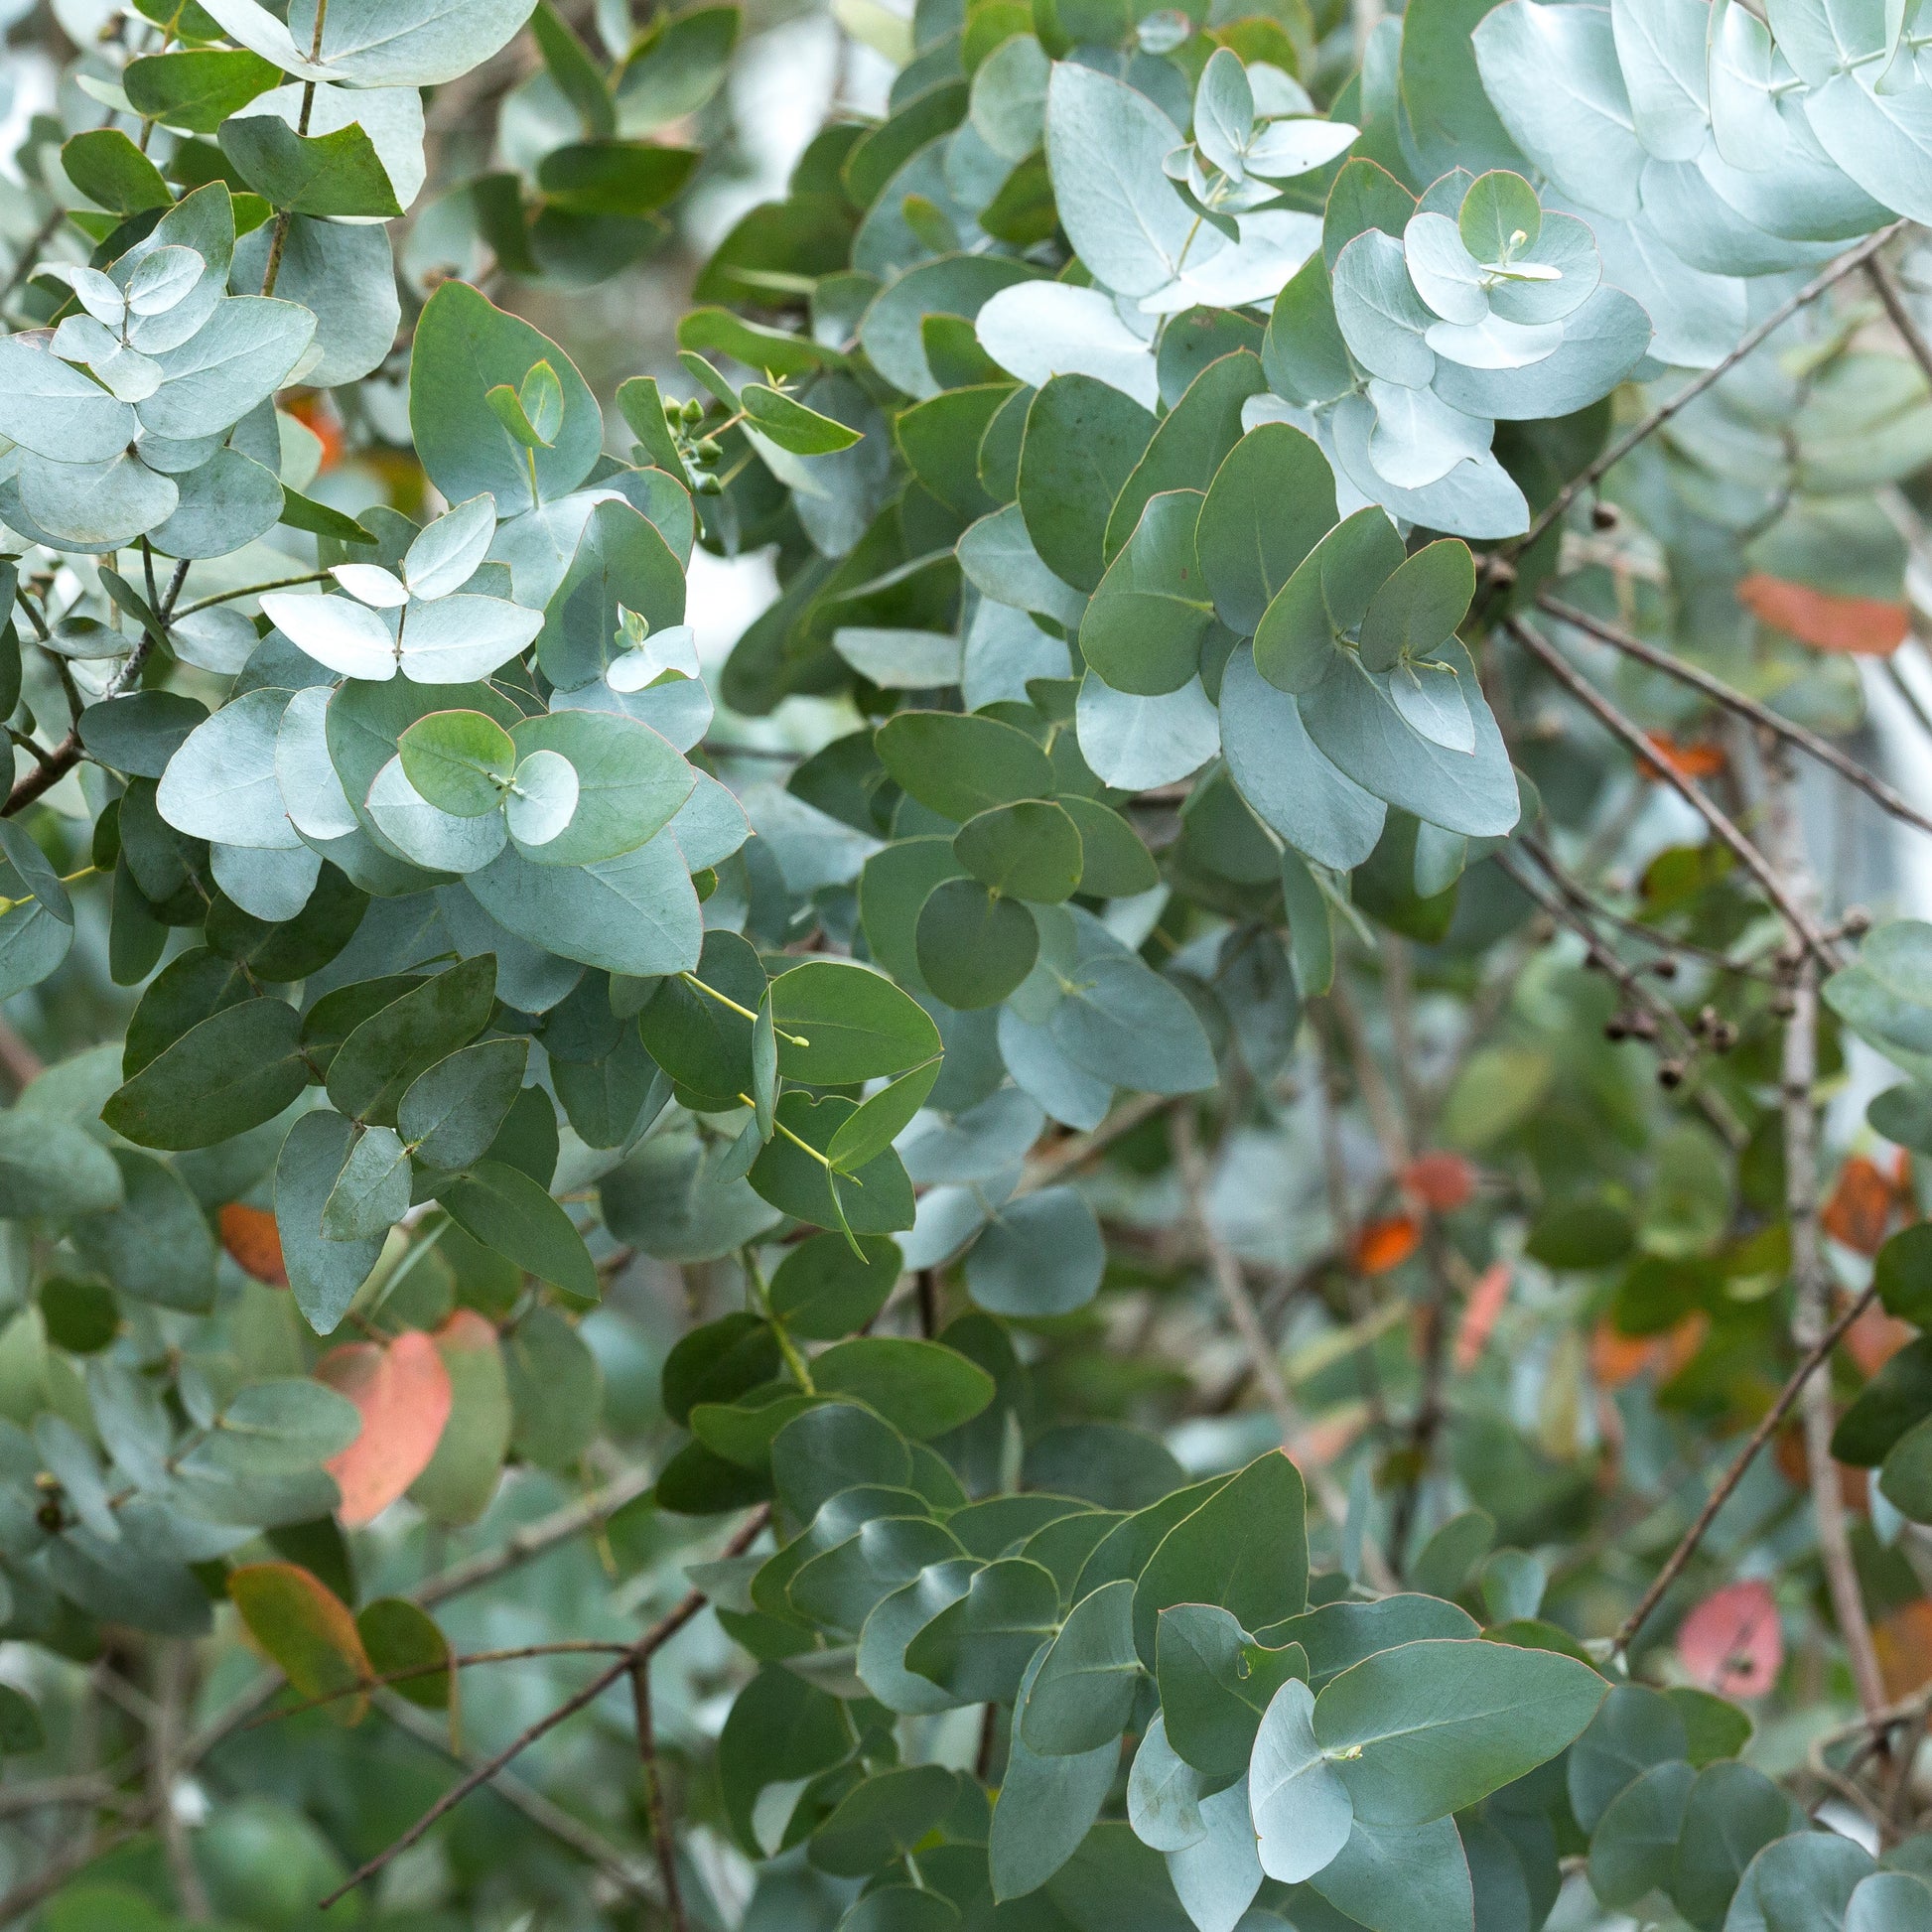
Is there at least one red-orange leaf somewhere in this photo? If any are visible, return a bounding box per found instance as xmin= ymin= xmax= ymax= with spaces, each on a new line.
xmin=1353 ymin=1214 xmax=1420 ymax=1276
xmin=1638 ymin=731 xmax=1726 ymax=782
xmin=1875 ymin=1599 xmax=1932 ymax=1702
xmin=316 ymin=1330 xmax=454 ymax=1528
xmin=219 ymin=1202 xmax=287 ymax=1286
xmin=1452 ymin=1262 xmax=1513 ymax=1372
xmin=1402 ymin=1152 xmax=1477 ymax=1213
xmin=1677 ymin=1579 xmax=1782 ymax=1698
xmin=1821 ymin=1155 xmax=1896 ymax=1257
xmin=229 ymin=1562 xmax=371 ymax=1724
xmin=1737 ymin=572 xmax=1908 ymax=655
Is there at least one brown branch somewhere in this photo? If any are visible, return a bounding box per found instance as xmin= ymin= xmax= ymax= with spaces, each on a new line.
xmin=1505 ymin=618 xmax=1841 ymax=968
xmin=630 ymin=1656 xmax=688 ymax=1932
xmin=1536 ymin=596 xmax=1932 ymax=841
xmin=414 ymin=1465 xmax=654 ymax=1608
xmin=1019 ymin=1092 xmax=1173 ymax=1195
xmin=1491 ymin=220 xmax=1906 ymax=576
xmin=318 ymin=1504 xmax=769 ymax=1911
xmin=1866 ymin=254 xmax=1932 ymax=391
xmin=1611 ymin=1280 xmax=1878 ymax=1657
xmin=5 ymin=625 xmax=159 ymax=817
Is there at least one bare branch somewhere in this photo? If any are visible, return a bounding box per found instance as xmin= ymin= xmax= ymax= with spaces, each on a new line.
xmin=1866 ymin=254 xmax=1932 ymax=391
xmin=1020 ymin=1092 xmax=1173 ymax=1195
xmin=630 ymin=1656 xmax=689 ymax=1932
xmin=1537 ymin=596 xmax=1932 ymax=841
xmin=1505 ymin=618 xmax=1842 ymax=968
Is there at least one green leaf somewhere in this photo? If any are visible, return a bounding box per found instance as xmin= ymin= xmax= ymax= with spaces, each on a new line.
xmin=811 ymin=1336 xmax=995 ymax=1438
xmin=1059 ymin=795 xmax=1159 ymax=897
xmin=1197 ymin=423 xmax=1340 ymax=635
xmin=357 ymin=1597 xmax=453 ymax=1710
xmin=809 ymin=1763 xmax=960 ymax=1876
xmin=398 ymin=710 xmax=516 ymax=817
xmin=1133 ymin=1449 xmax=1308 ymax=1665
xmin=407 ymin=1311 xmax=512 ymax=1526
xmin=875 ymin=709 xmax=1056 ymax=823
xmin=905 ymin=1556 xmax=1059 ymax=1702
xmin=742 ymin=383 xmax=864 ymax=454
xmin=770 ymin=1399 xmax=911 ymax=1519
xmin=1723 ymin=1832 xmax=1873 ymax=1932
xmin=1356 ymin=540 xmax=1476 ymax=672
xmin=102 ymin=998 xmax=307 ymax=1152
xmin=327 ymin=956 xmax=496 ymax=1127
xmin=1311 ymin=1814 xmax=1473 ymax=1932
xmin=1312 ymin=1637 xmax=1607 ymax=1826
xmin=506 ymin=710 xmax=694 ymax=866
xmin=63 ymin=129 xmax=173 ymax=214
xmin=397 ymin=1037 xmax=529 ymax=1173
xmin=1157 ymin=1600 xmax=1306 ymax=1784
xmin=917 ymin=879 xmax=1039 ymax=1010
xmin=991 ymin=1644 xmax=1119 ymax=1900
xmin=747 ymin=1091 xmax=916 ymax=1234
xmin=789 ymin=1514 xmax=963 ymax=1635
xmin=856 ymin=1557 xmax=979 ymax=1715
xmin=1019 ymin=1576 xmax=1140 ymax=1756
xmin=438 ymin=1161 xmax=599 ymax=1306
xmin=1566 ymin=1683 xmax=1687 ymax=1833
xmin=1018 ymin=374 xmax=1155 ymax=593
xmin=826 ymin=1058 xmax=943 ymax=1173
xmin=207 ymin=1378 xmax=362 ymax=1474
xmin=537 ymin=141 xmax=698 ymax=214
xmin=229 ymin=1562 xmax=370 ymax=1723
xmin=71 ymin=1149 xmax=218 ymax=1313
xmin=126 ymin=47 xmax=281 ymax=133
xmin=770 ymin=958 xmax=943 ymax=1084
xmin=0 ymin=1111 xmax=124 ymax=1220
xmin=320 ymin=1124 xmax=409 ymax=1241
xmin=954 ymin=800 xmax=1084 ymax=903
xmin=768 ymin=1233 xmax=901 ymax=1340
xmin=275 ymin=1109 xmax=386 ymax=1333
xmin=217 ymin=117 xmax=402 ymax=217
xmin=964 ymin=1186 xmax=1105 ymax=1317
xmin=1080 ymin=491 xmax=1216 ymax=698
xmin=1254 ymin=507 xmax=1406 ymax=695
xmin=1588 ymin=1759 xmax=1694 ymax=1910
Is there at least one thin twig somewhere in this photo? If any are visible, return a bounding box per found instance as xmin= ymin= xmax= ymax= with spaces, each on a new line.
xmin=1763 ymin=747 xmax=1889 ymax=1725
xmin=5 ymin=625 xmax=159 ymax=816
xmin=318 ymin=1505 xmax=769 ymax=1910
xmin=175 ymin=571 xmax=332 ymax=617
xmin=1019 ymin=1092 xmax=1173 ymax=1195
xmin=630 ymin=1656 xmax=688 ymax=1932
xmin=1611 ymin=1281 xmax=1879 ymax=1657
xmin=1866 ymin=254 xmax=1932 ymax=390
xmin=1492 ymin=221 xmax=1906 ymax=575
xmin=0 ymin=207 xmax=65 ymax=318
xmin=1537 ymin=596 xmax=1932 ymax=840
xmin=1170 ymin=1107 xmax=1398 ymax=1591
xmin=414 ymin=1465 xmax=654 ymax=1608
xmin=1505 ymin=619 xmax=1841 ymax=967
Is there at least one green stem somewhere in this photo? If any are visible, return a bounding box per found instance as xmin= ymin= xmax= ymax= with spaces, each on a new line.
xmin=743 ymin=1250 xmax=815 ymax=1393
xmin=679 ymin=972 xmax=807 ymax=1046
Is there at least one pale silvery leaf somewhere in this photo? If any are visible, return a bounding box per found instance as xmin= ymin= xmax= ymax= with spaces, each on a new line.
xmin=1423 ymin=312 xmax=1564 ymax=368
xmin=137 ymin=297 xmax=318 ymax=441
xmin=331 ymin=564 xmax=410 ymax=609
xmin=976 ymin=281 xmax=1160 ymax=410
xmin=287 ymin=0 xmax=538 ymax=87
xmin=172 ymin=606 xmax=258 ymax=675
xmin=321 ymin=1125 xmax=410 ymax=1242
xmin=832 ymin=627 xmax=964 ymax=688
xmin=1250 ymin=1679 xmax=1353 ymax=1883
xmin=1167 ymin=1778 xmax=1263 ymax=1932
xmin=1694 ymin=127 xmax=1888 ymax=242
xmin=1045 ymin=62 xmax=1193 ymax=299
xmin=607 ymin=621 xmax=699 ymax=690
xmin=158 ymin=688 xmax=304 ymax=850
xmin=1609 ymin=0 xmax=1710 ymax=161
xmin=1250 ymin=65 xmax=1313 ymax=116
xmin=1129 ymin=1715 xmax=1208 ymax=1853
xmin=275 ymin=686 xmax=360 ymax=841
xmin=19 ymin=452 xmax=178 ymax=549
xmin=1638 ymin=155 xmax=1840 ymax=277
xmin=1430 ymin=285 xmax=1649 ymax=419
xmin=114 ymin=187 xmax=235 ymax=355
xmin=126 ymin=247 xmax=204 ymax=318
xmin=1194 ymin=48 xmax=1255 ymax=180
xmin=1485 ymin=211 xmax=1599 ymax=323
xmin=209 ymin=841 xmax=323 ymax=922
xmin=403 ymin=492 xmax=497 ymax=601
xmin=53 ymin=264 xmax=128 ymax=327
xmin=1385 ymin=660 xmax=1475 ymax=753
xmin=1243 ymin=117 xmax=1360 ymax=179
xmin=1586 ymin=209 xmax=1746 ymax=367
xmin=397 ymin=595 xmax=542 ymax=683
xmin=263 ymin=592 xmax=397 ymax=680
xmin=1331 ymin=229 xmax=1436 ymax=386
xmin=958 ymin=504 xmax=1090 ymax=629
xmin=230 ymin=79 xmax=427 ymax=214
xmin=505 ymin=750 xmax=580 ymax=850
xmin=1797 ymin=69 xmax=1932 ymax=227
xmin=1708 ymin=0 xmax=1794 ymax=167
xmin=1332 ymin=395 xmax=1529 ymax=540
xmin=0 ymin=338 xmax=138 ymax=463
xmin=192 ymin=0 xmax=336 ymax=75
xmin=1076 ymin=673 xmax=1220 ymax=790
xmin=367 ymin=756 xmax=508 ymax=872
xmin=1142 ymin=210 xmax=1321 ymax=314
xmin=971 ymin=33 xmax=1050 ymax=163
xmin=666 ymin=770 xmax=751 ymax=872
xmin=1366 ymin=380 xmax=1493 ymax=488
xmin=51 ymin=320 xmax=164 ymax=403
xmin=1404 ymin=212 xmax=1489 ymax=325
xmin=1470 ymin=1 xmax=1646 ymax=219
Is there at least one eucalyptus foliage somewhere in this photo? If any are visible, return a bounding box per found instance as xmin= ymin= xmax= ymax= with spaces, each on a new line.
xmin=6 ymin=0 xmax=1932 ymax=1925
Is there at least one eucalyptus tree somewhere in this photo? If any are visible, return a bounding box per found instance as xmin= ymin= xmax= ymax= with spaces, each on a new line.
xmin=5 ymin=0 xmax=1932 ymax=1927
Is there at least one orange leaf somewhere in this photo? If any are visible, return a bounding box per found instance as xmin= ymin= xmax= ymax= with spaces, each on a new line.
xmin=1638 ymin=731 xmax=1726 ymax=782
xmin=1591 ymin=1312 xmax=1708 ymax=1389
xmin=1875 ymin=1599 xmax=1932 ymax=1702
xmin=1847 ymin=1302 xmax=1914 ymax=1378
xmin=1452 ymin=1262 xmax=1512 ymax=1372
xmin=1353 ymin=1214 xmax=1420 ymax=1276
xmin=229 ymin=1562 xmax=371 ymax=1724
xmin=1737 ymin=572 xmax=1908 ymax=655
xmin=283 ymin=391 xmax=345 ymax=474
xmin=1677 ymin=1580 xmax=1782 ymax=1698
xmin=1822 ymin=1155 xmax=1897 ymax=1256
xmin=316 ymin=1331 xmax=454 ymax=1528
xmin=1402 ymin=1152 xmax=1477 ymax=1213
xmin=219 ymin=1202 xmax=286 ymax=1286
